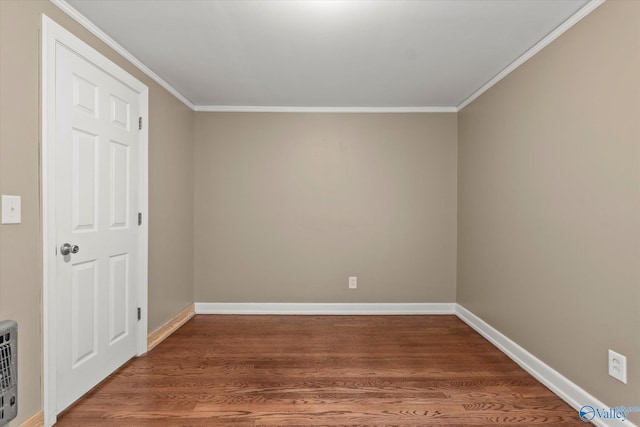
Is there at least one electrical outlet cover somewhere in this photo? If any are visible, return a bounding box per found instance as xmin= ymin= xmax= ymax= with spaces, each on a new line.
xmin=608 ymin=349 xmax=627 ymax=384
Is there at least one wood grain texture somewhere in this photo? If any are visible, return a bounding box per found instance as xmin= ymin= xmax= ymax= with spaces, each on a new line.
xmin=56 ymin=315 xmax=583 ymax=426
xmin=20 ymin=410 xmax=44 ymax=427
xmin=147 ymin=304 xmax=196 ymax=351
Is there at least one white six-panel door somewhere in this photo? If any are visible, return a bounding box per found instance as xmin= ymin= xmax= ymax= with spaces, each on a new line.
xmin=54 ymin=44 xmax=140 ymax=413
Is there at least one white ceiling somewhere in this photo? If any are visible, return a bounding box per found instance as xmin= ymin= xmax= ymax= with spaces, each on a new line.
xmin=63 ymin=0 xmax=594 ymax=110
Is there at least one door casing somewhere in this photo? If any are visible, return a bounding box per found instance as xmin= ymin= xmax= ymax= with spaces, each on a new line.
xmin=41 ymin=15 xmax=149 ymax=427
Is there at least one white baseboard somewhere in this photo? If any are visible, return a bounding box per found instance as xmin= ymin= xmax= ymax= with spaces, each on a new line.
xmin=195 ymin=302 xmax=456 ymax=315
xmin=455 ymin=304 xmax=636 ymax=427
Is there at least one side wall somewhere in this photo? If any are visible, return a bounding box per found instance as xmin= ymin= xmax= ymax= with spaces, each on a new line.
xmin=194 ymin=113 xmax=457 ymax=304
xmin=458 ymin=0 xmax=640 ymax=420
xmin=0 ymin=1 xmax=194 ymax=424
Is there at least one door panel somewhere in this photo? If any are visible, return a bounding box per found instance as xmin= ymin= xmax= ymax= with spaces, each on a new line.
xmin=72 ymin=74 xmax=98 ymax=117
xmin=110 ymin=95 xmax=130 ymax=130
xmin=71 ymin=129 xmax=98 ymax=231
xmin=70 ymin=260 xmax=98 ymax=367
xmin=108 ymin=253 xmax=129 ymax=343
xmin=110 ymin=141 xmax=130 ymax=228
xmin=55 ymin=44 xmax=139 ymax=413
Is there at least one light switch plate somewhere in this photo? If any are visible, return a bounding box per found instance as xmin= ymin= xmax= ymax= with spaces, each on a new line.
xmin=2 ymin=195 xmax=21 ymax=224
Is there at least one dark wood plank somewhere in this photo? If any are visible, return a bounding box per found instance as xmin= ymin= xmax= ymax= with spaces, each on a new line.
xmin=56 ymin=315 xmax=583 ymax=426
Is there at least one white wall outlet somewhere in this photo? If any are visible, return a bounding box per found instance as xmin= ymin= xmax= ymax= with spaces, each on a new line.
xmin=348 ymin=276 xmax=357 ymax=289
xmin=608 ymin=349 xmax=627 ymax=384
xmin=1 ymin=195 xmax=21 ymax=224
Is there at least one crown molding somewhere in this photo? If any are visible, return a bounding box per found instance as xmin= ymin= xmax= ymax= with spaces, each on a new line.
xmin=50 ymin=0 xmax=195 ymax=110
xmin=457 ymin=0 xmax=605 ymax=111
xmin=193 ymin=105 xmax=458 ymax=113
xmin=48 ymin=0 xmax=457 ymax=114
xmin=52 ymin=0 xmax=605 ymax=115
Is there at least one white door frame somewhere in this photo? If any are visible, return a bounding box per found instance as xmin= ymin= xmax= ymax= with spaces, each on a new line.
xmin=41 ymin=15 xmax=148 ymax=427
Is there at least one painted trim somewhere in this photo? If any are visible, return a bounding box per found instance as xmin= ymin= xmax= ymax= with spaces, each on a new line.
xmin=49 ymin=0 xmax=195 ymax=110
xmin=136 ymin=89 xmax=150 ymax=358
xmin=20 ymin=411 xmax=44 ymax=427
xmin=42 ymin=15 xmax=149 ymax=427
xmin=455 ymin=304 xmax=635 ymax=427
xmin=147 ymin=304 xmax=196 ymax=351
xmin=194 ymin=105 xmax=457 ymax=113
xmin=457 ymin=0 xmax=605 ymax=111
xmin=195 ymin=302 xmax=456 ymax=315
xmin=41 ymin=15 xmax=55 ymax=427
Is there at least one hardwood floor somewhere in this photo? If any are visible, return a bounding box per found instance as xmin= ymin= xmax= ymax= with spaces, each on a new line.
xmin=56 ymin=315 xmax=583 ymax=426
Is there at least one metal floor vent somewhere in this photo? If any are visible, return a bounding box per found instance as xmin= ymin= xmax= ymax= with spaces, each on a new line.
xmin=0 ymin=320 xmax=17 ymax=426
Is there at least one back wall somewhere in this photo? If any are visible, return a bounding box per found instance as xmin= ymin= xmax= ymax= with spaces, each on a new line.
xmin=194 ymin=113 xmax=457 ymax=303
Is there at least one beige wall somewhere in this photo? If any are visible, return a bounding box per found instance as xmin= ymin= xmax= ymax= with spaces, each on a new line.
xmin=0 ymin=1 xmax=194 ymax=424
xmin=147 ymin=90 xmax=194 ymax=330
xmin=458 ymin=0 xmax=640 ymax=421
xmin=195 ymin=113 xmax=457 ymax=303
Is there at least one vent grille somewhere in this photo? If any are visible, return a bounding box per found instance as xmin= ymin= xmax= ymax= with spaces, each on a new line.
xmin=0 ymin=336 xmax=14 ymax=391
xmin=0 ymin=320 xmax=17 ymax=426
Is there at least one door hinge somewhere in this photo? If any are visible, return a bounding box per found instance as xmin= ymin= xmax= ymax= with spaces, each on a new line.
xmin=138 ymin=116 xmax=142 ymax=130
xmin=137 ymin=307 xmax=141 ymax=321
xmin=138 ymin=212 xmax=142 ymax=226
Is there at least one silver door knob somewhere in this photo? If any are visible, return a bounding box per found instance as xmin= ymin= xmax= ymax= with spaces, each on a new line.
xmin=60 ymin=243 xmax=80 ymax=256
